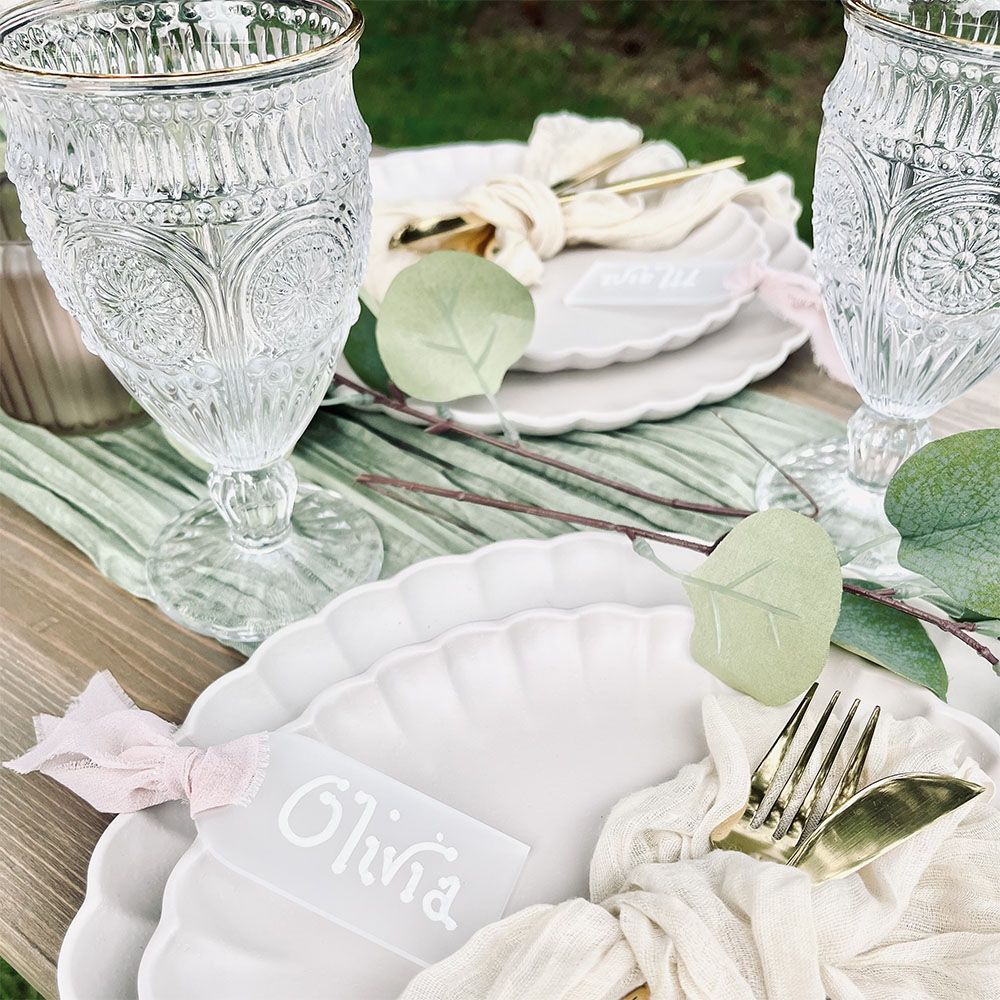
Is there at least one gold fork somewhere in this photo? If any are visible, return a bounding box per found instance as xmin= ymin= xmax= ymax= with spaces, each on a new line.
xmin=710 ymin=683 xmax=880 ymax=863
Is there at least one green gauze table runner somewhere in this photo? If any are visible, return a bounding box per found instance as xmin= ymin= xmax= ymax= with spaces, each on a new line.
xmin=0 ymin=391 xmax=842 ymax=646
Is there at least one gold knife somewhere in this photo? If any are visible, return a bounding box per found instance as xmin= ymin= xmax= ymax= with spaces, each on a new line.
xmin=788 ymin=772 xmax=985 ymax=883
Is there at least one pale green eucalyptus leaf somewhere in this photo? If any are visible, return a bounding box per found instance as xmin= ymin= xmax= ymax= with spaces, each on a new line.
xmin=681 ymin=509 xmax=843 ymax=705
xmin=375 ymin=251 xmax=534 ymax=403
xmin=833 ymin=580 xmax=948 ymax=700
xmin=884 ymin=429 xmax=1000 ymax=618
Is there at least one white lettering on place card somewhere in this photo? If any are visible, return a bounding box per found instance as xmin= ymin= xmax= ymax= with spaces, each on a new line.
xmin=564 ymin=256 xmax=746 ymax=307
xmin=196 ymin=732 xmax=530 ymax=967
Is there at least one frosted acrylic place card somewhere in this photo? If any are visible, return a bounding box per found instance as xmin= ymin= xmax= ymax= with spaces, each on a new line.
xmin=196 ymin=732 xmax=530 ymax=967
xmin=564 ymin=256 xmax=749 ymax=308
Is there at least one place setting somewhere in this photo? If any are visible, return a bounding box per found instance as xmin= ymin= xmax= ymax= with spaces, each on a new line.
xmin=0 ymin=1 xmax=998 ymax=999
xmin=349 ymin=117 xmax=815 ymax=434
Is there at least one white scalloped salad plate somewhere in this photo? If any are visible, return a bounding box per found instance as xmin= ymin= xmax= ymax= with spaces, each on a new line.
xmin=368 ymin=143 xmax=772 ymax=372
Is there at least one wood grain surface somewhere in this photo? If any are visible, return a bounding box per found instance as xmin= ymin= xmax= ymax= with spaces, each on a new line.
xmin=1 ymin=348 xmax=998 ymax=998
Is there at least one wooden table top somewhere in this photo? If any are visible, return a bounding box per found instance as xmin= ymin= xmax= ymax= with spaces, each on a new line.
xmin=2 ymin=348 xmax=998 ymax=999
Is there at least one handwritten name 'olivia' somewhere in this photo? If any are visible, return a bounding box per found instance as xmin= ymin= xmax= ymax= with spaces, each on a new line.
xmin=278 ymin=775 xmax=462 ymax=931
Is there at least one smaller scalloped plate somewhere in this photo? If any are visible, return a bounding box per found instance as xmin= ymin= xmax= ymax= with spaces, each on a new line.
xmin=137 ymin=605 xmax=726 ymax=1000
xmin=369 ymin=142 xmax=772 ymax=373
xmin=523 ymin=202 xmax=768 ymax=371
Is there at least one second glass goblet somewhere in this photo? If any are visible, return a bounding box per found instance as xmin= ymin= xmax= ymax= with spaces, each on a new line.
xmin=0 ymin=0 xmax=383 ymax=641
xmin=757 ymin=0 xmax=1000 ymax=582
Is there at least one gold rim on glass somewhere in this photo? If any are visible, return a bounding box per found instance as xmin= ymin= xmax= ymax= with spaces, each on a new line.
xmin=842 ymin=0 xmax=1000 ymax=54
xmin=0 ymin=0 xmax=364 ymax=89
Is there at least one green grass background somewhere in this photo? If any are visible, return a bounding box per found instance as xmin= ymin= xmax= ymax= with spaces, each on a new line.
xmin=0 ymin=2 xmax=846 ymax=996
xmin=352 ymin=0 xmax=846 ymax=240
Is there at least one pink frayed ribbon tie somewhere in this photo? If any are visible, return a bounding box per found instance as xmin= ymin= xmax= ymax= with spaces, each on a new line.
xmin=2 ymin=672 xmax=268 ymax=817
xmin=726 ymin=259 xmax=852 ymax=385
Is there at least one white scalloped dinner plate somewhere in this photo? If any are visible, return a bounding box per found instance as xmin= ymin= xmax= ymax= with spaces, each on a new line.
xmin=139 ymin=605 xmax=722 ymax=999
xmin=59 ymin=535 xmax=1000 ymax=1000
xmin=360 ymin=143 xmax=810 ymax=433
xmin=353 ymin=207 xmax=810 ymax=434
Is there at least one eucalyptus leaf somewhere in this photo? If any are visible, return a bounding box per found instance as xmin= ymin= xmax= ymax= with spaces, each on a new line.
xmin=885 ymin=430 xmax=1000 ymax=618
xmin=343 ymin=298 xmax=391 ymax=394
xmin=375 ymin=251 xmax=534 ymax=403
xmin=681 ymin=509 xmax=843 ymax=705
xmin=833 ymin=580 xmax=948 ymax=700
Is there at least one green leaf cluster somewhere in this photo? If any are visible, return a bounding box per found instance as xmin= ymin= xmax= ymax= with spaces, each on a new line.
xmin=833 ymin=580 xmax=947 ymax=700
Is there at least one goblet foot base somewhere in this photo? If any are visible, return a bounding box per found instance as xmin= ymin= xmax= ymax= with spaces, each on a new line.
xmin=147 ymin=486 xmax=383 ymax=643
xmin=755 ymin=437 xmax=919 ymax=586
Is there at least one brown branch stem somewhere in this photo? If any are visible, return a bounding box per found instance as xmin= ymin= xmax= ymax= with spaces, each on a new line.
xmin=841 ymin=583 xmax=998 ymax=666
xmin=359 ymin=474 xmax=999 ymax=668
xmin=336 ymin=375 xmax=755 ymax=519
xmin=356 ymin=475 xmax=717 ymax=554
xmin=711 ymin=410 xmax=820 ymax=519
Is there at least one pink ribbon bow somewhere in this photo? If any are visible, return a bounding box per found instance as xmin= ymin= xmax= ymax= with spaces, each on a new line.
xmin=3 ymin=672 xmax=268 ymax=817
xmin=726 ymin=260 xmax=852 ymax=385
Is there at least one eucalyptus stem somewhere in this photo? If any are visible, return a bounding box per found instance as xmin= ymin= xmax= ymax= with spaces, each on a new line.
xmin=358 ymin=473 xmax=1000 ymax=669
xmin=712 ymin=410 xmax=819 ymax=518
xmin=335 ymin=375 xmax=755 ymax=519
xmin=841 ymin=583 xmax=998 ymax=666
xmin=356 ymin=475 xmax=716 ymax=554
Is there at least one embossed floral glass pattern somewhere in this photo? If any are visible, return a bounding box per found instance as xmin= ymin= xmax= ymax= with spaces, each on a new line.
xmin=0 ymin=0 xmax=383 ymax=641
xmin=757 ymin=0 xmax=1000 ymax=582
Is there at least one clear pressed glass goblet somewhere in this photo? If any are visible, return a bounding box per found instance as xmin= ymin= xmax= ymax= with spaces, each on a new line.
xmin=0 ymin=0 xmax=383 ymax=641
xmin=757 ymin=0 xmax=1000 ymax=581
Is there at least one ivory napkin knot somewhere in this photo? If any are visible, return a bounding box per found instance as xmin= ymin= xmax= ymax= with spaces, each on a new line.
xmin=400 ymin=695 xmax=1000 ymax=1000
xmin=462 ymin=174 xmax=567 ymax=281
xmin=366 ymin=112 xmax=801 ymax=298
xmin=3 ymin=671 xmax=267 ymax=816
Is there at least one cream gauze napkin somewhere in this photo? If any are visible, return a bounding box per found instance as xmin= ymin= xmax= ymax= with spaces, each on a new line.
xmin=401 ymin=694 xmax=1000 ymax=1000
xmin=365 ymin=113 xmax=800 ymax=299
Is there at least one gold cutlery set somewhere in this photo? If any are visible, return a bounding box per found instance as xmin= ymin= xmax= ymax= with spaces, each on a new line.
xmin=618 ymin=684 xmax=984 ymax=1000
xmin=387 ymin=144 xmax=747 ymax=256
xmin=710 ymin=683 xmax=983 ymax=882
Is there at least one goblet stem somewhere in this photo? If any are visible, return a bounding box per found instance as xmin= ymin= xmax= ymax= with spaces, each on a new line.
xmin=148 ymin=455 xmax=383 ymax=642
xmin=209 ymin=459 xmax=297 ymax=552
xmin=845 ymin=405 xmax=931 ymax=491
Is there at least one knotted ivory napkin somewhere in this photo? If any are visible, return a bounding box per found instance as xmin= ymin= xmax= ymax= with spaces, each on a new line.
xmin=365 ymin=112 xmax=800 ymax=299
xmin=401 ymin=694 xmax=1000 ymax=1000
